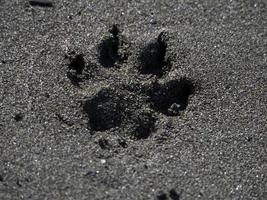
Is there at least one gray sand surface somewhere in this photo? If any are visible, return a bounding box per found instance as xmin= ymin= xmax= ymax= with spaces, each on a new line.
xmin=0 ymin=0 xmax=266 ymax=199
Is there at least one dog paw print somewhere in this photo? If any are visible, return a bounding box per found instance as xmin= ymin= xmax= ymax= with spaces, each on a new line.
xmin=65 ymin=25 xmax=196 ymax=140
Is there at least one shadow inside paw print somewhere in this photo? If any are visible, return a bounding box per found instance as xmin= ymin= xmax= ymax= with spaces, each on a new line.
xmin=83 ymin=87 xmax=156 ymax=139
xmin=98 ymin=25 xmax=129 ymax=68
xmin=138 ymin=32 xmax=171 ymax=77
xmin=156 ymin=189 xmax=180 ymax=200
xmin=83 ymin=88 xmax=125 ymax=131
xmin=131 ymin=109 xmax=156 ymax=139
xmin=67 ymin=52 xmax=85 ymax=82
xmin=66 ymin=26 xmax=197 ymax=140
xmin=66 ymin=51 xmax=97 ymax=86
xmin=148 ymin=78 xmax=194 ymax=116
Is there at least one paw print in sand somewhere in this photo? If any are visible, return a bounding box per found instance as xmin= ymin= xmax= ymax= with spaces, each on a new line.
xmin=66 ymin=25 xmax=195 ymax=140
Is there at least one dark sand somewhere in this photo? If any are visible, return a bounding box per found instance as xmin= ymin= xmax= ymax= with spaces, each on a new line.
xmin=0 ymin=0 xmax=266 ymax=199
